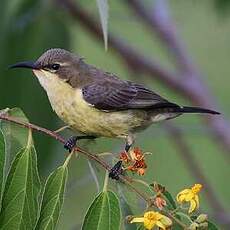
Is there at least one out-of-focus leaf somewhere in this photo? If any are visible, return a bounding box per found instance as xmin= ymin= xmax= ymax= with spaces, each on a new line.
xmin=172 ymin=223 xmax=183 ymax=230
xmin=208 ymin=221 xmax=218 ymax=229
xmin=0 ymin=0 xmax=71 ymax=172
xmin=214 ymin=0 xmax=230 ymax=13
xmin=87 ymin=159 xmax=100 ymax=193
xmin=82 ymin=190 xmax=121 ymax=230
xmin=0 ymin=129 xmax=41 ymax=230
xmin=0 ymin=129 xmax=6 ymax=207
xmin=136 ymin=225 xmax=145 ymax=230
xmin=117 ymin=182 xmax=139 ymax=214
xmin=191 ymin=215 xmax=218 ymax=229
xmin=96 ymin=0 xmax=108 ymax=50
xmin=119 ymin=196 xmax=136 ymax=230
xmin=163 ymin=190 xmax=177 ymax=210
xmin=35 ymin=156 xmax=69 ymax=230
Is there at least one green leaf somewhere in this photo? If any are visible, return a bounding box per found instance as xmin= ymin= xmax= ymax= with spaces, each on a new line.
xmin=117 ymin=182 xmax=139 ymax=214
xmin=0 ymin=129 xmax=6 ymax=207
xmin=0 ymin=108 xmax=30 ymax=159
xmin=35 ymin=158 xmax=69 ymax=230
xmin=120 ymin=199 xmax=136 ymax=230
xmin=163 ymin=190 xmax=177 ymax=210
xmin=96 ymin=0 xmax=109 ymax=50
xmin=0 ymin=130 xmax=41 ymax=230
xmin=208 ymin=221 xmax=218 ymax=229
xmin=136 ymin=226 xmax=145 ymax=230
xmin=82 ymin=190 xmax=121 ymax=230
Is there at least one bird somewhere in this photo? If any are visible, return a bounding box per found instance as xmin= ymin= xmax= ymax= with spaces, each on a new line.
xmin=10 ymin=48 xmax=220 ymax=154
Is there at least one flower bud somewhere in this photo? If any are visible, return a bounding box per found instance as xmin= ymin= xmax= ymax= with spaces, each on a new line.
xmin=125 ymin=215 xmax=134 ymax=223
xmin=199 ymin=222 xmax=208 ymax=229
xmin=196 ymin=214 xmax=208 ymax=223
xmin=188 ymin=222 xmax=199 ymax=230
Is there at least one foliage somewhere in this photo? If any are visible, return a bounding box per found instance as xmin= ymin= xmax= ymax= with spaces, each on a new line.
xmin=0 ymin=108 xmax=69 ymax=230
xmin=96 ymin=0 xmax=108 ymax=50
xmin=82 ymin=191 xmax=121 ymax=230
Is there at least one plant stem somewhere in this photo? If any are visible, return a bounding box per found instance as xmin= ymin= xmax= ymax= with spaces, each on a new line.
xmin=102 ymin=171 xmax=109 ymax=192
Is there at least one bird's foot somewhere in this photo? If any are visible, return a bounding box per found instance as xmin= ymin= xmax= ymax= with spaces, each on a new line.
xmin=109 ymin=160 xmax=123 ymax=180
xmin=125 ymin=143 xmax=131 ymax=153
xmin=64 ymin=135 xmax=97 ymax=152
xmin=64 ymin=136 xmax=77 ymax=153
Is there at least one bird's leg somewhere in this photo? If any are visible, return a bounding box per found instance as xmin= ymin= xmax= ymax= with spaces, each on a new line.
xmin=64 ymin=135 xmax=97 ymax=152
xmin=109 ymin=135 xmax=135 ymax=180
xmin=125 ymin=134 xmax=135 ymax=153
xmin=125 ymin=143 xmax=131 ymax=152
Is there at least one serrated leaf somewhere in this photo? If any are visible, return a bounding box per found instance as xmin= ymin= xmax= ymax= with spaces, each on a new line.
xmin=96 ymin=0 xmax=109 ymax=50
xmin=0 ymin=129 xmax=6 ymax=207
xmin=82 ymin=190 xmax=121 ymax=230
xmin=0 ymin=130 xmax=41 ymax=230
xmin=35 ymin=160 xmax=69 ymax=230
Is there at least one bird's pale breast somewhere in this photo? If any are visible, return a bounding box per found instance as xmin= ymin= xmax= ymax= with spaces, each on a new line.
xmin=35 ymin=71 xmax=148 ymax=138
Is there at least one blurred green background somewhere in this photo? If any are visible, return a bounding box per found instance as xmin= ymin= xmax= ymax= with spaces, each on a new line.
xmin=0 ymin=0 xmax=230 ymax=229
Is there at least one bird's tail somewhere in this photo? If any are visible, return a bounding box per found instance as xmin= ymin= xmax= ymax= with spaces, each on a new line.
xmin=172 ymin=106 xmax=220 ymax=115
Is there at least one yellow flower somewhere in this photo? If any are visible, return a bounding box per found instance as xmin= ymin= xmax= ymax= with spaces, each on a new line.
xmin=130 ymin=211 xmax=172 ymax=230
xmin=176 ymin=184 xmax=202 ymax=213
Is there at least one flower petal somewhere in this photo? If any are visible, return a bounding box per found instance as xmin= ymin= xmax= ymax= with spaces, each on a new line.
xmin=160 ymin=215 xmax=173 ymax=226
xmin=185 ymin=192 xmax=194 ymax=201
xmin=191 ymin=184 xmax=202 ymax=193
xmin=189 ymin=199 xmax=197 ymax=213
xmin=195 ymin=195 xmax=199 ymax=209
xmin=144 ymin=219 xmax=155 ymax=230
xmin=130 ymin=217 xmax=144 ymax=223
xmin=176 ymin=189 xmax=190 ymax=202
xmin=156 ymin=220 xmax=166 ymax=230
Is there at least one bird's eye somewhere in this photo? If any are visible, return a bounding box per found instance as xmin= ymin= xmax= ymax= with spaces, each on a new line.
xmin=50 ymin=63 xmax=60 ymax=70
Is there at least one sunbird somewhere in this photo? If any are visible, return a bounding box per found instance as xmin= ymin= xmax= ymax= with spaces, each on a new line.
xmin=10 ymin=48 xmax=220 ymax=153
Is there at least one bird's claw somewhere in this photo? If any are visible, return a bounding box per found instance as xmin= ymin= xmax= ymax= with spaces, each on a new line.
xmin=64 ymin=136 xmax=77 ymax=152
xmin=109 ymin=160 xmax=123 ymax=180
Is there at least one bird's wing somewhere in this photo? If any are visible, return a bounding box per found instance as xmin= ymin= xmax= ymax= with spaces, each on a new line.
xmin=82 ymin=79 xmax=177 ymax=111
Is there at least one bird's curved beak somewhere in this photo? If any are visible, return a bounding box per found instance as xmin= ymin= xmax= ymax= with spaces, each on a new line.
xmin=9 ymin=61 xmax=39 ymax=70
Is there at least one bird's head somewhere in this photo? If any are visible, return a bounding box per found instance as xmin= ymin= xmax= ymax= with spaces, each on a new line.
xmin=10 ymin=48 xmax=86 ymax=90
